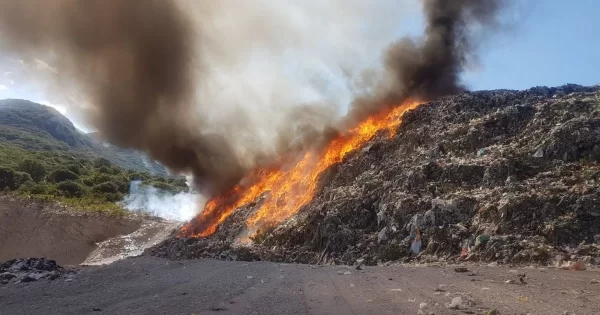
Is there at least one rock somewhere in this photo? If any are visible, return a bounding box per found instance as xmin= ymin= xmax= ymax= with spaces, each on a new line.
xmin=454 ymin=267 xmax=469 ymax=273
xmin=589 ymin=279 xmax=600 ymax=284
xmin=505 ymin=279 xmax=515 ymax=284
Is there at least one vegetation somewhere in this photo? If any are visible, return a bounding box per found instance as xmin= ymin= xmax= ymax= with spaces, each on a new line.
xmin=0 ymin=142 xmax=189 ymax=213
xmin=0 ymin=99 xmax=190 ymax=214
xmin=0 ymin=99 xmax=167 ymax=174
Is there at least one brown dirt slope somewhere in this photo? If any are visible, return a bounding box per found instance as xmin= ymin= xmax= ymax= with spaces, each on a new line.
xmin=0 ymin=195 xmax=144 ymax=265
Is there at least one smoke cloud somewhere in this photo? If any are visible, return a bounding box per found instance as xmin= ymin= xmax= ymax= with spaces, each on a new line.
xmin=0 ymin=0 xmax=414 ymax=194
xmin=0 ymin=0 xmax=508 ymax=197
xmin=121 ymin=181 xmax=201 ymax=222
xmin=344 ymin=0 xmax=506 ymax=127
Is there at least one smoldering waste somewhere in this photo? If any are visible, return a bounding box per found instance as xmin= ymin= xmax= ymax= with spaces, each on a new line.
xmin=148 ymin=85 xmax=600 ymax=266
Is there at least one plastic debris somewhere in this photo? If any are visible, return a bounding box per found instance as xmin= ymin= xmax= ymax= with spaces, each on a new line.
xmin=447 ymin=296 xmax=462 ymax=309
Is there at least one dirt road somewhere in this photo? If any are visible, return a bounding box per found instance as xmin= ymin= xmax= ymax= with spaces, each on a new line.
xmin=1 ymin=256 xmax=599 ymax=315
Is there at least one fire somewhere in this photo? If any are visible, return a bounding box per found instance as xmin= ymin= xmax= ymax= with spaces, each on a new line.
xmin=180 ymin=100 xmax=422 ymax=238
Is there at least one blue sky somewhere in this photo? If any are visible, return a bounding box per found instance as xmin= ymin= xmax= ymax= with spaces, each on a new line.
xmin=0 ymin=0 xmax=598 ymax=128
xmin=463 ymin=0 xmax=599 ymax=90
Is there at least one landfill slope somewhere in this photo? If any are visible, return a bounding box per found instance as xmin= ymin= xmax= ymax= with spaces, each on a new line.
xmin=150 ymin=84 xmax=600 ymax=266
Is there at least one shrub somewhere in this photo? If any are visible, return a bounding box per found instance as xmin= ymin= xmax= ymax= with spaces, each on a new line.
xmin=16 ymin=159 xmax=46 ymax=182
xmin=0 ymin=166 xmax=17 ymax=190
xmin=92 ymin=181 xmax=119 ymax=194
xmin=129 ymin=172 xmax=149 ymax=181
xmin=56 ymin=180 xmax=86 ymax=197
xmin=98 ymin=166 xmax=112 ymax=174
xmin=48 ymin=169 xmax=79 ymax=183
xmin=93 ymin=157 xmax=112 ymax=168
xmin=171 ymin=177 xmax=189 ymax=188
xmin=21 ymin=182 xmax=50 ymax=195
xmin=149 ymin=181 xmax=173 ymax=191
xmin=92 ymin=174 xmax=112 ymax=185
xmin=66 ymin=163 xmax=82 ymax=175
xmin=14 ymin=171 xmax=33 ymax=186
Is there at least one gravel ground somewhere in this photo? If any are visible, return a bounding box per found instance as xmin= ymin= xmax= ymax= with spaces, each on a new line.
xmin=1 ymin=256 xmax=600 ymax=315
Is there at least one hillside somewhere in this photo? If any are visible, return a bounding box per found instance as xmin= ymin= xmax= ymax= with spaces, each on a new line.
xmin=0 ymin=99 xmax=190 ymax=213
xmin=151 ymin=84 xmax=600 ymax=266
xmin=0 ymin=99 xmax=166 ymax=175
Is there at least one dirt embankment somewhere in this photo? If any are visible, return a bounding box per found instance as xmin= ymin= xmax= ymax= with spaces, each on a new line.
xmin=0 ymin=195 xmax=146 ymax=265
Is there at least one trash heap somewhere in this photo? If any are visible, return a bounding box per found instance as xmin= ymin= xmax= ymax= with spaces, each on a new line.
xmin=149 ymin=84 xmax=600 ymax=266
xmin=0 ymin=258 xmax=75 ymax=285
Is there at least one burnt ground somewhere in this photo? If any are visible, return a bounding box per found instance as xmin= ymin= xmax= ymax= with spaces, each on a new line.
xmin=150 ymin=85 xmax=600 ymax=267
xmin=1 ymin=256 xmax=600 ymax=315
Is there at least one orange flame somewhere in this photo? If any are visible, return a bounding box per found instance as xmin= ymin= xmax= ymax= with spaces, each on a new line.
xmin=180 ymin=100 xmax=422 ymax=238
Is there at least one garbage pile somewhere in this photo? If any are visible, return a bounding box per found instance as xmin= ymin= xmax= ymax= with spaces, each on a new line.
xmin=0 ymin=258 xmax=76 ymax=285
xmin=150 ymin=84 xmax=600 ymax=266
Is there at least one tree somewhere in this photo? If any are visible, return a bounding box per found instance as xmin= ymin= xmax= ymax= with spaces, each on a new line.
xmin=48 ymin=169 xmax=79 ymax=183
xmin=17 ymin=159 xmax=47 ymax=182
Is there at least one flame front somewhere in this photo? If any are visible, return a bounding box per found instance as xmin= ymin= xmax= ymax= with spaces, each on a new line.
xmin=180 ymin=101 xmax=422 ymax=238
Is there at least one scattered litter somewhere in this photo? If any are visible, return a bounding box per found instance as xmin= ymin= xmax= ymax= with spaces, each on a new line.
xmin=344 ymin=271 xmax=352 ymax=275
xmin=568 ymin=261 xmax=586 ymax=271
xmin=419 ymin=302 xmax=428 ymax=309
xmin=505 ymin=280 xmax=515 ymax=284
xmin=447 ymin=296 xmax=462 ymax=309
xmin=355 ymin=258 xmax=365 ymax=270
xmin=350 ymin=283 xmax=355 ymax=288
xmin=390 ymin=288 xmax=403 ymax=292
xmin=246 ymin=276 xmax=254 ymax=279
xmin=408 ymin=298 xmax=416 ymax=303
xmin=519 ymin=277 xmax=527 ymax=284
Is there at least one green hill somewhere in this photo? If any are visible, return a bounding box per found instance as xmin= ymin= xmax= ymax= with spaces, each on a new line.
xmin=0 ymin=99 xmax=187 ymax=213
xmin=0 ymin=99 xmax=166 ymax=175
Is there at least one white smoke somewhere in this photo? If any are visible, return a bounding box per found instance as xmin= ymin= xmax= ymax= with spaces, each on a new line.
xmin=120 ymin=180 xmax=204 ymax=222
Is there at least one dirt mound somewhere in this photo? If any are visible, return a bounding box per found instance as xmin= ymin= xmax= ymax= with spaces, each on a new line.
xmin=149 ymin=84 xmax=600 ymax=266
xmin=0 ymin=195 xmax=145 ymax=265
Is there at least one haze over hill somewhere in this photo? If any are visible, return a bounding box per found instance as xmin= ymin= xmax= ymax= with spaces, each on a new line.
xmin=0 ymin=99 xmax=166 ymax=175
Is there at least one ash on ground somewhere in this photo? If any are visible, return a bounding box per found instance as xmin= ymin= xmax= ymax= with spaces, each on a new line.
xmin=1 ymin=258 xmax=76 ymax=285
xmin=149 ymin=84 xmax=600 ymax=267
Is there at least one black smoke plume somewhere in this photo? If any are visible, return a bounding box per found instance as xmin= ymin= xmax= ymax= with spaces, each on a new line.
xmin=0 ymin=0 xmax=507 ymax=201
